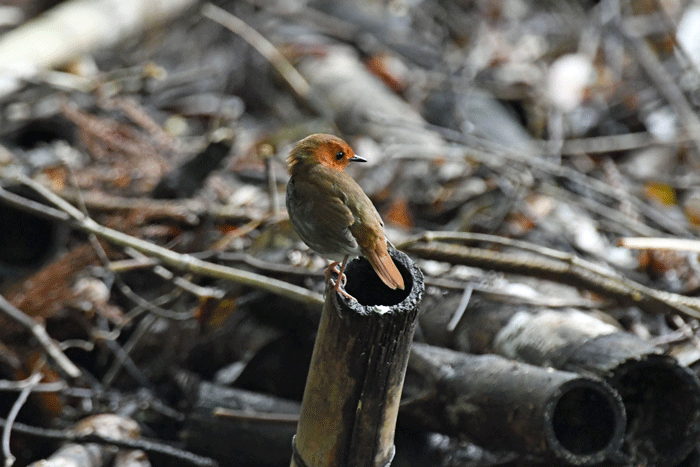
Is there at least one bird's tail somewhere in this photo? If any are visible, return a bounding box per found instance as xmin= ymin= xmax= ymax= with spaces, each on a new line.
xmin=364 ymin=246 xmax=405 ymax=290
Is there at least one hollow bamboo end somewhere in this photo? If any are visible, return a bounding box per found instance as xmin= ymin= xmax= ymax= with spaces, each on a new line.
xmin=609 ymin=354 xmax=700 ymax=465
xmin=294 ymin=249 xmax=424 ymax=466
xmin=544 ymin=377 xmax=626 ymax=465
xmin=335 ymin=248 xmax=424 ymax=313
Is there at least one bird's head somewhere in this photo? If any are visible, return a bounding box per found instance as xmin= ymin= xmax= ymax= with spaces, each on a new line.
xmin=288 ymin=134 xmax=367 ymax=173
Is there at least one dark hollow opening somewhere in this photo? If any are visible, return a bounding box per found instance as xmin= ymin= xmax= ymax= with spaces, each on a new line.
xmin=343 ymin=256 xmax=411 ymax=306
xmin=551 ymin=385 xmax=618 ymax=455
xmin=611 ymin=358 xmax=700 ymax=463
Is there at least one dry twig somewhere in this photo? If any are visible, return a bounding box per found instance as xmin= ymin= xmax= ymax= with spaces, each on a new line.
xmin=0 ymin=295 xmax=81 ymax=378
xmin=619 ymin=21 xmax=700 ymax=167
xmin=15 ymin=175 xmax=323 ymax=308
xmin=2 ymin=372 xmax=42 ymax=467
xmin=400 ymin=232 xmax=700 ymax=319
xmin=0 ymin=417 xmax=217 ymax=467
xmin=58 ymin=189 xmax=270 ymax=226
xmin=201 ymin=3 xmax=310 ymax=99
xmin=618 ymin=237 xmax=700 ymax=252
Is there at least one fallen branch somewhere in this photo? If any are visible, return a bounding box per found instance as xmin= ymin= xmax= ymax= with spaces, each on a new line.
xmin=0 ymin=0 xmax=199 ymax=97
xmin=400 ymin=232 xmax=700 ymax=319
xmin=202 ymin=3 xmax=309 ymax=99
xmin=58 ymin=189 xmax=272 ymax=226
xmin=13 ymin=176 xmax=323 ymax=308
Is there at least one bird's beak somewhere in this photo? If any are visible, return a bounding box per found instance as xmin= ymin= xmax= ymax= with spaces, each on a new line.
xmin=350 ymin=155 xmax=367 ymax=162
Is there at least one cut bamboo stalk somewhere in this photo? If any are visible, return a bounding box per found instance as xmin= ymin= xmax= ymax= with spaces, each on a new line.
xmin=292 ymin=248 xmax=423 ymax=467
xmin=403 ymin=343 xmax=627 ymax=465
xmin=493 ymin=309 xmax=700 ymax=466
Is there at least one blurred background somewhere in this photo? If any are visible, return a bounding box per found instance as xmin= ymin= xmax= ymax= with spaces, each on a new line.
xmin=1 ymin=0 xmax=700 ymax=466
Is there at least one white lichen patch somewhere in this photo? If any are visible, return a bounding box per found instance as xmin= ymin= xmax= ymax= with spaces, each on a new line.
xmin=372 ymin=305 xmax=393 ymax=315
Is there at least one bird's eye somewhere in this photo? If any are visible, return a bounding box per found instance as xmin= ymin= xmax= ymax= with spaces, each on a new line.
xmin=335 ymin=151 xmax=345 ymax=160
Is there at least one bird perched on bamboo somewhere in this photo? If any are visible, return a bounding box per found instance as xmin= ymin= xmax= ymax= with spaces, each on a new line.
xmin=286 ymin=134 xmax=405 ymax=300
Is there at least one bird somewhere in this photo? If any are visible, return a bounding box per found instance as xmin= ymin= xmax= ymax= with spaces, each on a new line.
xmin=286 ymin=133 xmax=405 ymax=300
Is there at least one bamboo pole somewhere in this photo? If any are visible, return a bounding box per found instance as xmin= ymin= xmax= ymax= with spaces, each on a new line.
xmin=493 ymin=309 xmax=700 ymax=466
xmin=404 ymin=343 xmax=627 ymax=465
xmin=292 ymin=249 xmax=424 ymax=467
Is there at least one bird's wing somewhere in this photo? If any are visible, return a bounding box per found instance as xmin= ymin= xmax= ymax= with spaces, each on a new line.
xmin=288 ymin=177 xmax=358 ymax=252
xmin=341 ymin=176 xmax=405 ymax=290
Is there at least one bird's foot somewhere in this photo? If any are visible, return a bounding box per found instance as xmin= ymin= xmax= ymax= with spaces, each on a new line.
xmin=325 ymin=257 xmax=354 ymax=301
xmin=324 ymin=262 xmax=339 ymax=281
xmin=325 ymin=262 xmax=347 ymax=287
xmin=330 ymin=277 xmax=357 ymax=301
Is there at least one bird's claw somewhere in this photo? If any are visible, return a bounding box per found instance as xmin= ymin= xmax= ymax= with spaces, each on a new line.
xmin=326 ymin=263 xmax=354 ymax=301
xmin=324 ymin=258 xmax=354 ymax=301
xmin=324 ymin=262 xmax=339 ymax=281
xmin=325 ymin=262 xmax=348 ymax=287
xmin=330 ymin=277 xmax=356 ymax=301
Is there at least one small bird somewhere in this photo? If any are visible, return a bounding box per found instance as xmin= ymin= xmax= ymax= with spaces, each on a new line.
xmin=286 ymin=134 xmax=405 ymax=299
